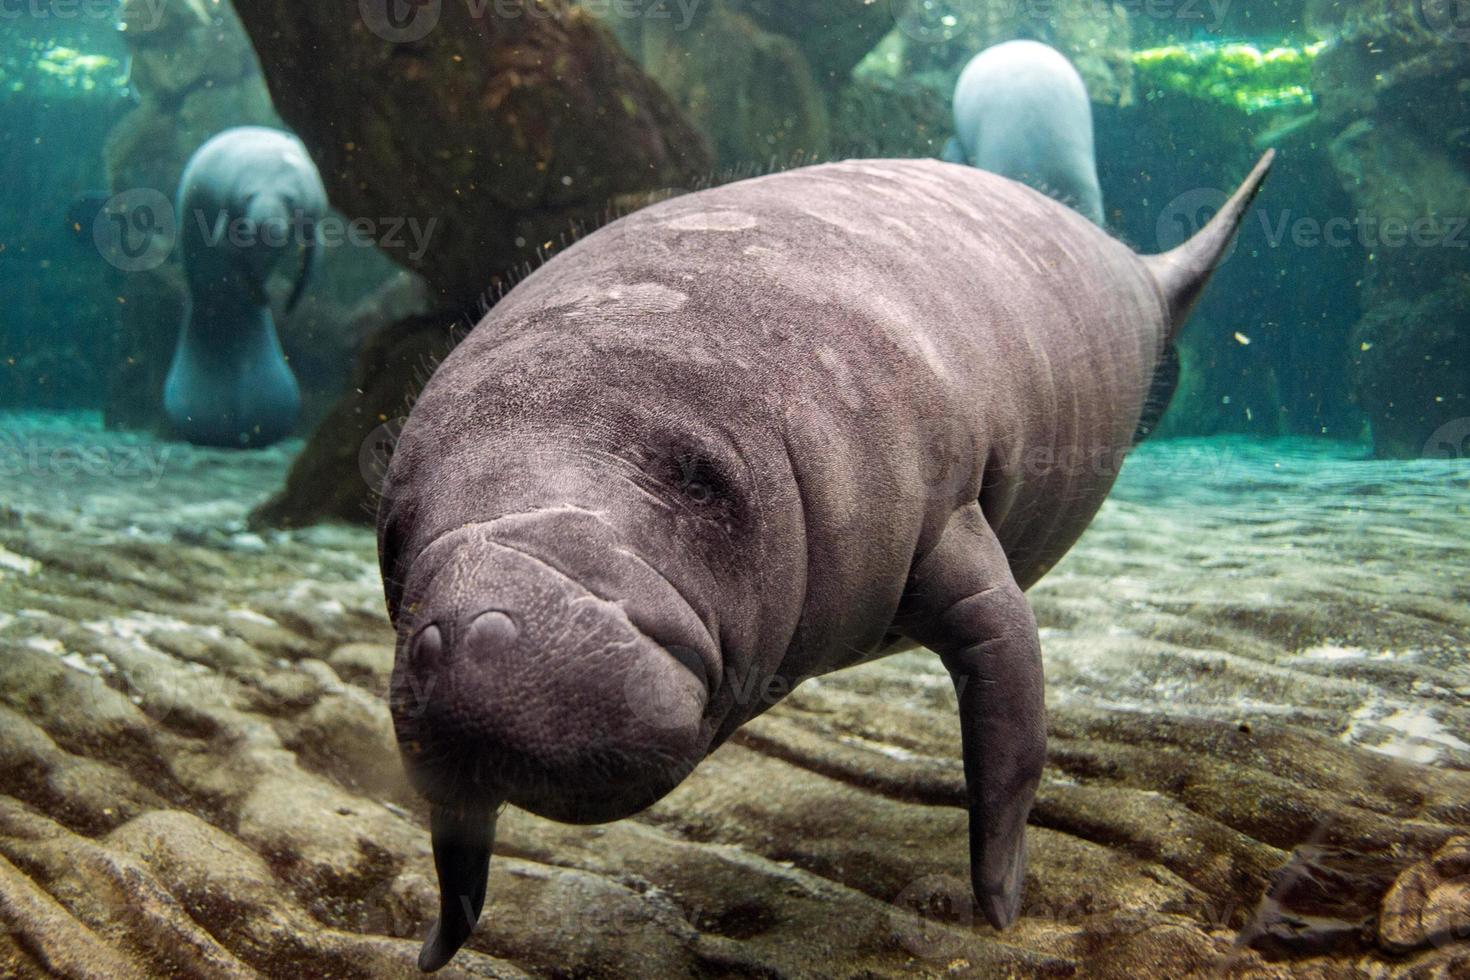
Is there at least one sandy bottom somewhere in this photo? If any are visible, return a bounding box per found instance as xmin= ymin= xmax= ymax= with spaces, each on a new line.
xmin=0 ymin=411 xmax=1466 ymax=978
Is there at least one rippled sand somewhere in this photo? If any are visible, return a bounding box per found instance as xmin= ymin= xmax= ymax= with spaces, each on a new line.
xmin=1 ymin=412 xmax=1466 ymax=978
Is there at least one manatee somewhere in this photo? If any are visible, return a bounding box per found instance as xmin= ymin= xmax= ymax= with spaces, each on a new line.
xmin=164 ymin=126 xmax=326 ymax=448
xmin=944 ymin=40 xmax=1105 ymax=226
xmin=378 ymin=150 xmax=1275 ymax=971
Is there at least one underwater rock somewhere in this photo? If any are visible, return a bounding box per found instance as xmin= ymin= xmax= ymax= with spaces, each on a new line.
xmin=230 ymin=0 xmax=711 ymax=308
xmin=2 ymin=421 xmax=1468 ymax=976
xmin=1313 ymin=1 xmax=1470 ymax=456
xmin=250 ymin=313 xmax=469 ymax=529
xmin=832 ymin=74 xmax=951 ymax=159
xmin=732 ymin=0 xmax=916 ymax=91
xmin=613 ymin=2 xmax=831 ymax=169
xmin=1379 ymin=836 xmax=1470 ymax=953
xmin=1238 ymin=845 xmax=1401 ymax=960
xmin=1349 ymin=278 xmax=1470 ymax=458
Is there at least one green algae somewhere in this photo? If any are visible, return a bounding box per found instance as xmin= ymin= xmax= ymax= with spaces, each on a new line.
xmin=1 ymin=40 xmax=128 ymax=96
xmin=1133 ymin=40 xmax=1327 ymax=114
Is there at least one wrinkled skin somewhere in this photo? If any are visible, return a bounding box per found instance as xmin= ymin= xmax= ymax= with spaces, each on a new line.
xmin=944 ymin=40 xmax=1105 ymax=227
xmin=378 ymin=154 xmax=1273 ymax=971
xmin=164 ymin=126 xmax=326 ymax=448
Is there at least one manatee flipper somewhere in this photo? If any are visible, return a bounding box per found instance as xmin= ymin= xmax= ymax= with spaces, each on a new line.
xmin=419 ymin=804 xmax=497 ymax=973
xmin=284 ymin=220 xmax=317 ymax=316
xmin=941 ymin=136 xmax=968 ymax=165
xmin=1133 ymin=343 xmax=1181 ymax=443
xmin=900 ymin=504 xmax=1046 ymax=929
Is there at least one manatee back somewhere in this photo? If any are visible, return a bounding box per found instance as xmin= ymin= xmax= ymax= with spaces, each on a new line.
xmin=444 ymin=159 xmax=1166 ymax=640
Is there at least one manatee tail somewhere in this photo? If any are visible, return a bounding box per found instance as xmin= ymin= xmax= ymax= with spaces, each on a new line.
xmin=1143 ymin=149 xmax=1275 ymax=342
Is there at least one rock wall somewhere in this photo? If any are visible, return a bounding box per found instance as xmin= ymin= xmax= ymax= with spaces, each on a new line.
xmin=592 ymin=0 xmax=1133 ymax=171
xmin=231 ymin=0 xmax=712 ymax=309
xmin=1314 ymin=0 xmax=1470 ymax=456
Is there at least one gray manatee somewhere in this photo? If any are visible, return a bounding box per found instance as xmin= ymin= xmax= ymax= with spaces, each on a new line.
xmin=945 ymin=40 xmax=1105 ymax=226
xmin=164 ymin=126 xmax=326 ymax=448
xmin=378 ymin=150 xmax=1275 ymax=971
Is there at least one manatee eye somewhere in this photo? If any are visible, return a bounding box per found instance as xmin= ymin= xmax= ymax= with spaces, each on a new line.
xmin=673 ymin=452 xmax=721 ymax=505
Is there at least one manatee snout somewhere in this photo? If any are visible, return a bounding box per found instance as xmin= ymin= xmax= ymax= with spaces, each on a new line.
xmin=390 ymin=525 xmax=714 ymax=824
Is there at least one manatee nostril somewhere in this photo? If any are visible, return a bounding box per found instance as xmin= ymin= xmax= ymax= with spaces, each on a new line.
xmin=464 ymin=610 xmax=518 ymax=661
xmin=411 ymin=624 xmax=444 ymax=669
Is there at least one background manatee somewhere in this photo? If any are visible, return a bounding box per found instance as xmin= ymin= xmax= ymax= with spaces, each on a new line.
xmin=164 ymin=126 xmax=326 ymax=448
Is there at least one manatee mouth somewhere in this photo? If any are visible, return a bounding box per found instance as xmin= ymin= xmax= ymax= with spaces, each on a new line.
xmin=390 ymin=517 xmax=720 ymax=824
xmin=424 ymin=508 xmax=723 ymax=696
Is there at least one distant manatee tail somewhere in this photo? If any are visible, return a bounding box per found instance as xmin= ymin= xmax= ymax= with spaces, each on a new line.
xmin=1143 ymin=149 xmax=1275 ymax=342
